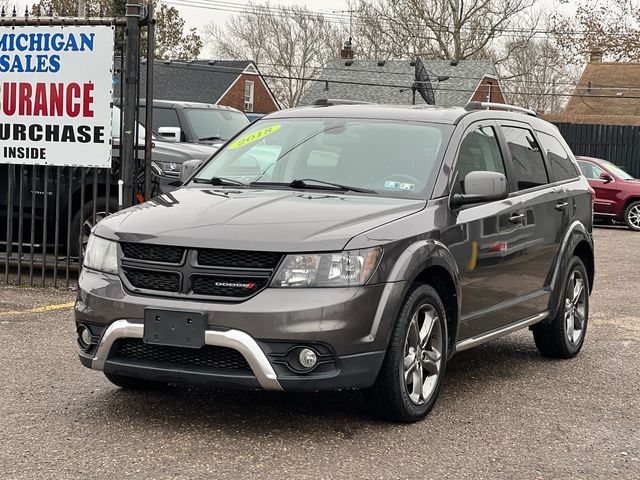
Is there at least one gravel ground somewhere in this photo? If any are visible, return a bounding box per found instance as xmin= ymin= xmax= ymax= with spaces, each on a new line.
xmin=0 ymin=226 xmax=638 ymax=480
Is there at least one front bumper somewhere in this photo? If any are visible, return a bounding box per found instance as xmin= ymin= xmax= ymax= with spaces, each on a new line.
xmin=75 ymin=269 xmax=406 ymax=391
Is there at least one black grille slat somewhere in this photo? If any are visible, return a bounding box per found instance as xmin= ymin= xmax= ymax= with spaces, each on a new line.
xmin=198 ymin=249 xmax=282 ymax=269
xmin=112 ymin=338 xmax=251 ymax=371
xmin=191 ymin=276 xmax=270 ymax=297
xmin=123 ymin=268 xmax=180 ymax=292
xmin=121 ymin=243 xmax=185 ymax=264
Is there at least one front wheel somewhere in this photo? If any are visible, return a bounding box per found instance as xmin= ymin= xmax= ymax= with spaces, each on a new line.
xmin=533 ymin=256 xmax=589 ymax=358
xmin=624 ymin=201 xmax=640 ymax=231
xmin=363 ymin=284 xmax=447 ymax=423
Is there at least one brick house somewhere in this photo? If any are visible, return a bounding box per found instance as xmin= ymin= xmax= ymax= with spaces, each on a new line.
xmin=299 ymin=57 xmax=505 ymax=107
xmin=140 ymin=60 xmax=280 ymax=115
xmin=544 ymin=48 xmax=640 ymax=126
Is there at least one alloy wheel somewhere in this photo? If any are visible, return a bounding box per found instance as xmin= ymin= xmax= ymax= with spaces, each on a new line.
xmin=628 ymin=204 xmax=640 ymax=229
xmin=402 ymin=303 xmax=443 ymax=406
xmin=81 ymin=211 xmax=109 ymax=253
xmin=565 ymin=270 xmax=587 ymax=345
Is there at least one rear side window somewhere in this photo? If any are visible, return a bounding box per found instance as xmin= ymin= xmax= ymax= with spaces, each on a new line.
xmin=453 ymin=126 xmax=506 ymax=194
xmin=538 ymin=132 xmax=579 ymax=181
xmin=502 ymin=126 xmax=549 ymax=190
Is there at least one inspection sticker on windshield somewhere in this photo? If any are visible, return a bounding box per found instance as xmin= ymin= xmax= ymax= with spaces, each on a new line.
xmin=384 ymin=181 xmax=415 ymax=191
xmin=228 ymin=125 xmax=282 ymax=150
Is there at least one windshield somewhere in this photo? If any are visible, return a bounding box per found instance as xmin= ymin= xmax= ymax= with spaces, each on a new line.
xmin=185 ymin=109 xmax=250 ymax=141
xmin=601 ymin=159 xmax=634 ymax=180
xmin=193 ymin=118 xmax=452 ymax=198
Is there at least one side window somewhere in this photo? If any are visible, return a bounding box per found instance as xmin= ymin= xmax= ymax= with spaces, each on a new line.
xmin=502 ymin=126 xmax=549 ymax=190
xmin=578 ymin=161 xmax=604 ymax=179
xmin=453 ymin=126 xmax=506 ymax=194
xmin=538 ymin=132 xmax=580 ymax=181
xmin=153 ymin=108 xmax=181 ymax=131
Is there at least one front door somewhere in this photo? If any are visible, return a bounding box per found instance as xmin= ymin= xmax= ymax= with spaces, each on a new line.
xmin=578 ymin=160 xmax=619 ymax=215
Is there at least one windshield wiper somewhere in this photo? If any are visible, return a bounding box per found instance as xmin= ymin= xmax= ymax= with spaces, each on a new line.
xmin=250 ymin=178 xmax=377 ymax=194
xmin=199 ymin=135 xmax=224 ymax=142
xmin=192 ymin=176 xmax=247 ymax=187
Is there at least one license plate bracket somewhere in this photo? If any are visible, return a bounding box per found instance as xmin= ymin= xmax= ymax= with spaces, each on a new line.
xmin=143 ymin=308 xmax=206 ymax=349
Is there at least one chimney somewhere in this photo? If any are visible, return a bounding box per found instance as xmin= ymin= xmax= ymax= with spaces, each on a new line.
xmin=340 ymin=39 xmax=354 ymax=60
xmin=590 ymin=47 xmax=603 ymax=62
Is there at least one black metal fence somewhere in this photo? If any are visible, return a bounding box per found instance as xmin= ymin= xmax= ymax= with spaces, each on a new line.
xmin=1 ymin=6 xmax=153 ymax=287
xmin=554 ymin=122 xmax=640 ymax=179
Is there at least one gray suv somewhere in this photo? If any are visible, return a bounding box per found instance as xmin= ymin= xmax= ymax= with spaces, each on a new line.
xmin=76 ymin=101 xmax=594 ymax=422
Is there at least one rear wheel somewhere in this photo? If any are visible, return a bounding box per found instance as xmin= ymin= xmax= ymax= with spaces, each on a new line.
xmin=624 ymin=201 xmax=640 ymax=231
xmin=104 ymin=372 xmax=167 ymax=390
xmin=533 ymin=256 xmax=589 ymax=358
xmin=363 ymin=284 xmax=447 ymax=423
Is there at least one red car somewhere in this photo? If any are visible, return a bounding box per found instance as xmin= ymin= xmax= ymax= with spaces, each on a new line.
xmin=576 ymin=156 xmax=640 ymax=231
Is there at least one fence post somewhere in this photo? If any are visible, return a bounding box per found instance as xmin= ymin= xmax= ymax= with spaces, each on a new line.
xmin=144 ymin=2 xmax=155 ymax=201
xmin=121 ymin=0 xmax=143 ymax=208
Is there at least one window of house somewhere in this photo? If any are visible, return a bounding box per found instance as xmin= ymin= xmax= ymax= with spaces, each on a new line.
xmin=453 ymin=126 xmax=506 ymax=194
xmin=502 ymin=126 xmax=549 ymax=190
xmin=537 ymin=132 xmax=580 ymax=181
xmin=244 ymin=80 xmax=255 ymax=112
xmin=486 ymin=81 xmax=493 ymax=102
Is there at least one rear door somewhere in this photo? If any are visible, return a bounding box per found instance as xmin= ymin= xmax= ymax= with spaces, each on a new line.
xmin=496 ymin=122 xmax=565 ymax=317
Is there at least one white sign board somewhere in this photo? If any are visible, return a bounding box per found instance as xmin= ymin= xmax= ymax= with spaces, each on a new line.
xmin=0 ymin=25 xmax=113 ymax=167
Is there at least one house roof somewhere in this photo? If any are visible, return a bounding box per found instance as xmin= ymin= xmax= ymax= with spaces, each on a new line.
xmin=298 ymin=59 xmax=499 ymax=107
xmin=136 ymin=60 xmax=254 ymax=105
xmin=545 ymin=61 xmax=640 ymax=126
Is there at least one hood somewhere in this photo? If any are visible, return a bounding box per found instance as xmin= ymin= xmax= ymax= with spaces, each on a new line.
xmin=151 ymin=140 xmax=219 ymax=163
xmin=95 ymin=187 xmax=425 ymax=252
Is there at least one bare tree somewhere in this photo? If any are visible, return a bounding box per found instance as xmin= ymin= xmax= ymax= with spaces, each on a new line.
xmin=551 ymin=0 xmax=640 ymax=63
xmin=352 ymin=0 xmax=536 ymax=60
xmin=204 ymin=3 xmax=342 ymax=107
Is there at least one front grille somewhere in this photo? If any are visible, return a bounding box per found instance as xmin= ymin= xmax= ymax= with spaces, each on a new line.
xmin=123 ymin=267 xmax=180 ymax=292
xmin=121 ymin=243 xmax=185 ymax=264
xmin=198 ymin=249 xmax=282 ymax=269
xmin=191 ymin=275 xmax=270 ymax=297
xmin=112 ymin=338 xmax=251 ymax=371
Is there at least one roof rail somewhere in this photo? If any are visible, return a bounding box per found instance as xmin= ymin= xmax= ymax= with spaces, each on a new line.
xmin=313 ymin=98 xmax=372 ymax=106
xmin=465 ymin=101 xmax=537 ymax=117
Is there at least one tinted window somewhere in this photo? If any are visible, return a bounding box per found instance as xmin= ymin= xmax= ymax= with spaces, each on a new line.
xmin=578 ymin=161 xmax=604 ymax=179
xmin=453 ymin=126 xmax=505 ymax=194
xmin=153 ymin=108 xmax=181 ymax=130
xmin=538 ymin=132 xmax=579 ymax=181
xmin=502 ymin=126 xmax=549 ymax=190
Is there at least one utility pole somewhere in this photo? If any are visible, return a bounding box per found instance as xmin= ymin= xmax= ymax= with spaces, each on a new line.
xmin=121 ymin=0 xmax=142 ymax=208
xmin=77 ymin=0 xmax=86 ymax=17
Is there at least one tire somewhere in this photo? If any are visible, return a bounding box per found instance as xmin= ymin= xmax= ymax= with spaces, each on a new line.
xmin=623 ymin=200 xmax=640 ymax=231
xmin=69 ymin=197 xmax=118 ymax=257
xmin=104 ymin=372 xmax=167 ymax=390
xmin=363 ymin=284 xmax=448 ymax=423
xmin=533 ymin=256 xmax=589 ymax=358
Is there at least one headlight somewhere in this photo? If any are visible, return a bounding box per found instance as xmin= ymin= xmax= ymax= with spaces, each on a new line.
xmin=152 ymin=161 xmax=180 ymax=177
xmin=83 ymin=235 xmax=118 ymax=274
xmin=271 ymin=247 xmax=382 ymax=287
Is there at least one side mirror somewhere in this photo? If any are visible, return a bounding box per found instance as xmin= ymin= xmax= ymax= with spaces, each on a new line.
xmin=179 ymin=159 xmax=203 ymax=183
xmin=158 ymin=126 xmax=181 ymax=143
xmin=451 ymin=171 xmax=508 ymax=207
xmin=599 ymin=172 xmax=614 ymax=183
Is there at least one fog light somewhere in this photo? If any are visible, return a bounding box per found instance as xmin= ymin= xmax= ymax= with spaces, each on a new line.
xmin=77 ymin=325 xmax=92 ymax=351
xmin=298 ymin=348 xmax=317 ymax=369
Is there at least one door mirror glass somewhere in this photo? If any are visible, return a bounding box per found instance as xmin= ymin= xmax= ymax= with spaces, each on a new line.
xmin=451 ymin=171 xmax=508 ymax=207
xmin=158 ymin=127 xmax=181 ymax=143
xmin=599 ymin=172 xmax=614 ymax=183
xmin=179 ymin=159 xmax=203 ymax=183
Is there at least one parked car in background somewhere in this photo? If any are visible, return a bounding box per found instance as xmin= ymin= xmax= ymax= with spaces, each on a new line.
xmin=576 ymin=156 xmax=640 ymax=231
xmin=138 ymin=100 xmax=250 ymax=145
xmin=77 ymin=102 xmax=594 ymax=423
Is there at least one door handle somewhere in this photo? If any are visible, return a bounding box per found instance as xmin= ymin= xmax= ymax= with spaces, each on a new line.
xmin=555 ymin=201 xmax=569 ymax=211
xmin=509 ymin=213 xmax=525 ymax=224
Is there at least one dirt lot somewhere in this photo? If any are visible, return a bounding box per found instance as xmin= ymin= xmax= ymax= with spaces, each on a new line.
xmin=0 ymin=226 xmax=638 ymax=480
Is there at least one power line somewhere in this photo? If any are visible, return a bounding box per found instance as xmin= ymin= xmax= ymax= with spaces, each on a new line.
xmin=148 ymin=59 xmax=640 ymax=101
